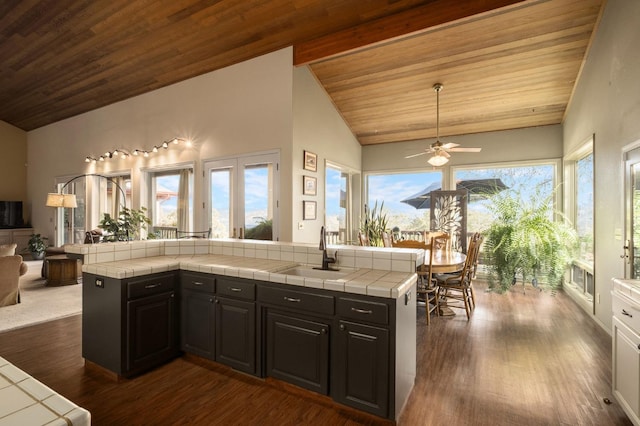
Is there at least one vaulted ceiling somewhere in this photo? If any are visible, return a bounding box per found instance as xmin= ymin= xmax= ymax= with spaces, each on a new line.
xmin=0 ymin=0 xmax=604 ymax=146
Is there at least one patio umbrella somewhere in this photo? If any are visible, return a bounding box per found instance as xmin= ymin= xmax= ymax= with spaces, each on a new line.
xmin=400 ymin=178 xmax=508 ymax=209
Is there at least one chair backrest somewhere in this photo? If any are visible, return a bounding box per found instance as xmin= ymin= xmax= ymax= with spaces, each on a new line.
xmin=357 ymin=231 xmax=369 ymax=246
xmin=469 ymin=232 xmax=483 ymax=278
xmin=420 ymin=237 xmax=436 ymax=288
xmin=152 ymin=226 xmax=178 ymax=239
xmin=177 ymin=228 xmax=211 ymax=239
xmin=381 ymin=231 xmax=393 ymax=248
xmin=425 ymin=231 xmax=451 ymax=252
xmin=392 ymin=239 xmax=428 ymax=249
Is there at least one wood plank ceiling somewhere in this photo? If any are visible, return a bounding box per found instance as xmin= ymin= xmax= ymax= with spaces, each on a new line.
xmin=0 ymin=0 xmax=604 ymax=147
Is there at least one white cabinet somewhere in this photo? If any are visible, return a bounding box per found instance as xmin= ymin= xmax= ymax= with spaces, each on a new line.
xmin=613 ymin=316 xmax=640 ymax=425
xmin=0 ymin=228 xmax=33 ymax=255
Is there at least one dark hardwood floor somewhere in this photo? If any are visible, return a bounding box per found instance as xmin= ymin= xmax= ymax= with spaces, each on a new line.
xmin=0 ymin=281 xmax=632 ymax=425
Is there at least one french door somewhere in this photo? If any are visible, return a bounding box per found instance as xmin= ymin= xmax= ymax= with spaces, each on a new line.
xmin=53 ymin=177 xmax=85 ymax=246
xmin=624 ymin=147 xmax=640 ymax=278
xmin=204 ymin=152 xmax=279 ymax=241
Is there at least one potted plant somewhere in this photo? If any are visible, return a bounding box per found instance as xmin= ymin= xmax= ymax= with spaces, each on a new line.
xmin=483 ymin=187 xmax=578 ymax=292
xmin=98 ymin=207 xmax=151 ymax=241
xmin=27 ymin=233 xmax=48 ymax=260
xmin=360 ymin=201 xmax=389 ymax=247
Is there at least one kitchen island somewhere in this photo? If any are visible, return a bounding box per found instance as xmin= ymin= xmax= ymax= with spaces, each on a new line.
xmin=66 ymin=239 xmax=419 ymax=421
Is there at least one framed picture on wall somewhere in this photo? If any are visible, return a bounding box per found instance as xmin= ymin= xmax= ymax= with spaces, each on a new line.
xmin=303 ymin=200 xmax=317 ymax=220
xmin=303 ymin=150 xmax=317 ymax=172
xmin=303 ymin=175 xmax=317 ymax=195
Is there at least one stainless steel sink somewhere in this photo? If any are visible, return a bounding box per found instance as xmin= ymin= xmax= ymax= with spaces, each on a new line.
xmin=276 ymin=265 xmax=355 ymax=280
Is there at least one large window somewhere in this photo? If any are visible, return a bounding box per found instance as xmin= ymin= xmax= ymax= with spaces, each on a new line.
xmin=575 ymin=152 xmax=594 ymax=265
xmin=149 ymin=168 xmax=193 ymax=230
xmin=453 ymin=162 xmax=557 ymax=236
xmin=366 ymin=171 xmax=442 ymax=239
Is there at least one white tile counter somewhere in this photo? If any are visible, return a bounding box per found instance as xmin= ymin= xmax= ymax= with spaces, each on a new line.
xmin=66 ymin=239 xmax=422 ymax=299
xmin=0 ymin=357 xmax=90 ymax=426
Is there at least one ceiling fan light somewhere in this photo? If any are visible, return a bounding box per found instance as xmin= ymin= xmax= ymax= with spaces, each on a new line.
xmin=428 ymin=154 xmax=449 ymax=167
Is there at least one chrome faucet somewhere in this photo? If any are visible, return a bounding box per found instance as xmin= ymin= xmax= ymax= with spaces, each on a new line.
xmin=317 ymin=226 xmax=338 ymax=271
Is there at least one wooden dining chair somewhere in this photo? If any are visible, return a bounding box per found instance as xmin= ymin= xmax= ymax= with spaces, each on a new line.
xmin=392 ymin=238 xmax=439 ymax=324
xmin=381 ymin=231 xmax=393 ymax=248
xmin=425 ymin=231 xmax=451 ymax=252
xmin=434 ymin=235 xmax=479 ymax=320
xmin=357 ymin=231 xmax=370 ymax=246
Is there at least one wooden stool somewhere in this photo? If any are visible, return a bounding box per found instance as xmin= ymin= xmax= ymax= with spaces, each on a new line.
xmin=46 ymin=255 xmax=82 ymax=286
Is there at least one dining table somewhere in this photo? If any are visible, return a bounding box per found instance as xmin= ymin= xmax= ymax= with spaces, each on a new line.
xmin=429 ymin=249 xmax=466 ymax=273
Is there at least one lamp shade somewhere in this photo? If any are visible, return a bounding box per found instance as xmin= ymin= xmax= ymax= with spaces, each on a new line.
xmin=427 ymin=153 xmax=449 ymax=167
xmin=46 ymin=193 xmax=78 ymax=208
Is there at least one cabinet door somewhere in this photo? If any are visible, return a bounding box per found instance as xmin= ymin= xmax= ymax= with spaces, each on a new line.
xmin=215 ymin=296 xmax=255 ymax=374
xmin=265 ymin=311 xmax=329 ymax=394
xmin=613 ymin=316 xmax=640 ymax=424
xmin=181 ymin=289 xmax=215 ymax=359
xmin=127 ymin=291 xmax=179 ymax=373
xmin=335 ymin=320 xmax=389 ymax=418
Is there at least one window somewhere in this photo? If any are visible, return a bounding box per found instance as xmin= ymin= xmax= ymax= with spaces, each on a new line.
xmin=366 ymin=171 xmax=442 ymax=240
xmin=149 ymin=168 xmax=193 ymax=230
xmin=453 ymin=162 xmax=557 ymax=236
xmin=565 ymin=137 xmax=594 ymax=302
xmin=325 ymin=163 xmax=359 ymax=245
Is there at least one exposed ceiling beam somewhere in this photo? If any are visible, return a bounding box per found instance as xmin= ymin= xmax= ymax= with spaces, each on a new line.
xmin=294 ymin=0 xmax=531 ymax=66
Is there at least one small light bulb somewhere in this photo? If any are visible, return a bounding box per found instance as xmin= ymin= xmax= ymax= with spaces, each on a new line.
xmin=99 ymin=156 xmax=105 ymax=162
xmin=186 ymin=139 xmax=192 ymax=147
xmin=172 ymin=138 xmax=179 ymax=144
xmin=144 ymin=151 xmax=149 ymax=157
xmin=152 ymin=146 xmax=158 ymax=153
xmin=133 ymin=149 xmax=139 ymax=156
xmin=85 ymin=157 xmax=91 ymax=163
xmin=162 ymin=142 xmax=168 ymax=149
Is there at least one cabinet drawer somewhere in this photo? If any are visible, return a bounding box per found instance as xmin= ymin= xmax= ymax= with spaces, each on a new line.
xmin=259 ymin=286 xmax=334 ymax=316
xmin=337 ymin=297 xmax=389 ymax=325
xmin=181 ymin=271 xmax=215 ymax=293
xmin=613 ymin=291 xmax=640 ymax=333
xmin=217 ymin=276 xmax=255 ymax=300
xmin=127 ymin=273 xmax=176 ymax=299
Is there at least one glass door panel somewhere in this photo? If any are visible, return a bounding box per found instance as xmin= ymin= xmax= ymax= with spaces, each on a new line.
xmin=210 ymin=168 xmax=234 ymax=238
xmin=242 ymin=163 xmax=273 ymax=240
xmin=625 ymin=148 xmax=640 ymax=278
xmin=54 ymin=179 xmax=85 ymax=246
xmin=205 ymin=152 xmax=278 ymax=241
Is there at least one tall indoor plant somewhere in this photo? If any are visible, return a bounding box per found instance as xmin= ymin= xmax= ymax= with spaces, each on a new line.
xmin=98 ymin=206 xmax=151 ymax=241
xmin=360 ymin=201 xmax=389 ymax=247
xmin=483 ymin=188 xmax=578 ymax=292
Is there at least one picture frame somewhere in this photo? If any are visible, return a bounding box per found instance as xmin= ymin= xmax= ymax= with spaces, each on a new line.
xmin=303 ymin=200 xmax=317 ymax=220
xmin=303 ymin=175 xmax=317 ymax=196
xmin=303 ymin=150 xmax=317 ymax=172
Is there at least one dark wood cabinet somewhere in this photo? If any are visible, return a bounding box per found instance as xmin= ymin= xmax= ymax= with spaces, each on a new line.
xmin=334 ymin=320 xmax=389 ymax=417
xmin=127 ymin=290 xmax=179 ymax=373
xmin=265 ymin=311 xmax=330 ymax=394
xmin=82 ymin=271 xmax=179 ymax=377
xmin=180 ymin=272 xmax=257 ymax=375
xmin=181 ymin=288 xmax=215 ymax=358
xmin=215 ymin=296 xmax=256 ymax=374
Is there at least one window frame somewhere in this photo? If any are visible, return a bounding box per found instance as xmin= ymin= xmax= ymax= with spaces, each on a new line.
xmin=325 ymin=160 xmax=360 ymax=245
xmin=143 ymin=162 xmax=195 ymax=231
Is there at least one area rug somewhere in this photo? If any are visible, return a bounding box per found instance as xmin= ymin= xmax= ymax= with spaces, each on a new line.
xmin=0 ymin=260 xmax=82 ymax=333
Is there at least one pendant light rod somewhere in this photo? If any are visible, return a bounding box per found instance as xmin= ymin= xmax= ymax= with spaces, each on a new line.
xmin=433 ymin=83 xmax=443 ymax=142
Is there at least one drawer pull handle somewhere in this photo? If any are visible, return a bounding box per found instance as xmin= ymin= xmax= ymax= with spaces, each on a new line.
xmin=144 ymin=283 xmax=162 ymax=289
xmin=622 ymin=309 xmax=633 ymax=318
xmin=283 ymin=297 xmax=301 ymax=303
xmin=193 ymin=281 xmax=204 ymax=286
xmin=229 ymin=287 xmax=242 ymax=292
xmin=351 ymin=307 xmax=373 ymax=315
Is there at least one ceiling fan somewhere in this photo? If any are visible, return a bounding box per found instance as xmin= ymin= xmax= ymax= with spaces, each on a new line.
xmin=405 ymin=83 xmax=481 ymax=166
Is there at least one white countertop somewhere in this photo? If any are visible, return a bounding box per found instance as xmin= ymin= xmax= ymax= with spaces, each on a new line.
xmin=612 ymin=278 xmax=640 ymax=304
xmin=0 ymin=356 xmax=90 ymax=426
xmin=82 ymin=254 xmax=417 ymax=299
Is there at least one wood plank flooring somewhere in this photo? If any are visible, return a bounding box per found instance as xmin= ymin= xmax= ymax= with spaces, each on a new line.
xmin=0 ymin=280 xmax=632 ymax=425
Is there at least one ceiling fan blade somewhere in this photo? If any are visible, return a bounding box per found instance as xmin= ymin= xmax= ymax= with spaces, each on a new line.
xmin=441 ymin=142 xmax=459 ymax=150
xmin=405 ymin=151 xmax=428 ymax=159
xmin=448 ymin=147 xmax=482 ymax=153
xmin=441 ymin=150 xmax=451 ymax=158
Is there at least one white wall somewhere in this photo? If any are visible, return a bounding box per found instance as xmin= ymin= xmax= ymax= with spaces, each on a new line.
xmin=292 ymin=66 xmax=361 ymax=243
xmin=563 ymin=0 xmax=640 ymax=331
xmin=0 ymin=120 xmax=28 ymax=220
xmin=363 ymin=124 xmax=563 ymax=181
xmin=27 ymin=48 xmax=295 ymax=242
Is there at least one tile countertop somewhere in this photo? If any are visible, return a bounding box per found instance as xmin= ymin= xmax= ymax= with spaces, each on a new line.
xmin=0 ymin=356 xmax=90 ymax=426
xmin=81 ymin=254 xmax=417 ymax=299
xmin=612 ymin=278 xmax=640 ymax=304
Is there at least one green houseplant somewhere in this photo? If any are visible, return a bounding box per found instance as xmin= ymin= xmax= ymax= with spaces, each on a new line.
xmin=27 ymin=233 xmax=48 ymax=260
xmin=98 ymin=207 xmax=151 ymax=241
xmin=360 ymin=201 xmax=389 ymax=247
xmin=483 ymin=188 xmax=578 ymax=292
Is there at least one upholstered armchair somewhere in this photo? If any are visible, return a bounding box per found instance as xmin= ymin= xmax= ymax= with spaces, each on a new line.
xmin=0 ymin=243 xmax=28 ymax=307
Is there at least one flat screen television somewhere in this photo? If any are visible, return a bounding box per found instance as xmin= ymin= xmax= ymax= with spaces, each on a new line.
xmin=0 ymin=201 xmax=24 ymax=228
